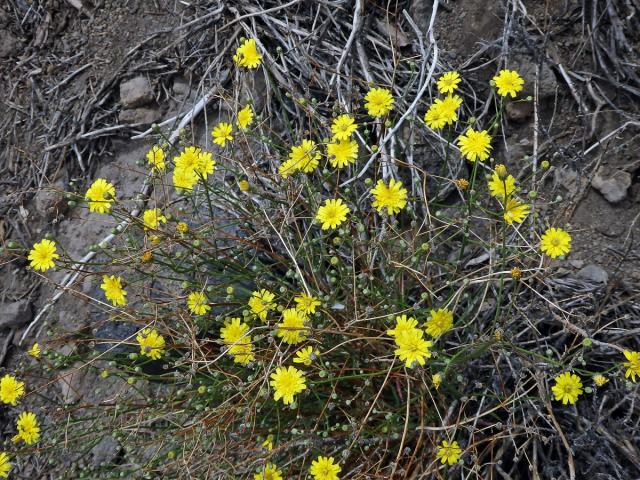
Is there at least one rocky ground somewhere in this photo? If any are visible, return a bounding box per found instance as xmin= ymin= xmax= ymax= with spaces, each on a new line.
xmin=0 ymin=0 xmax=639 ymax=477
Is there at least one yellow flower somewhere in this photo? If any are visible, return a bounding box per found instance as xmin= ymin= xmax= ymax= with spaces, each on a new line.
xmin=0 ymin=452 xmax=10 ymax=479
xmin=488 ymin=171 xmax=517 ymax=199
xmin=239 ymin=179 xmax=250 ymax=192
xmin=454 ymin=178 xmax=469 ymax=190
xmin=233 ymin=38 xmax=263 ymax=69
xmin=136 ymin=328 xmax=165 ymax=360
xmin=142 ymin=208 xmax=167 ymax=230
xmin=85 ymin=178 xmax=116 ymax=214
xmin=551 ymin=372 xmax=583 ymax=405
xmin=211 ymin=122 xmax=233 ymax=147
xmin=331 ymin=114 xmax=357 ymax=140
xmin=424 ymin=94 xmax=462 ymax=129
xmin=394 ymin=328 xmax=433 ymax=368
xmin=371 ymin=178 xmax=408 ymax=215
xmin=425 ymin=308 xmax=454 ymax=338
xmin=28 ymin=239 xmax=60 ymax=272
xmin=276 ymin=308 xmax=308 ymax=345
xmin=503 ymin=198 xmax=530 ymax=225
xmin=386 ymin=315 xmax=418 ymax=338
xmin=254 ymin=463 xmax=283 ymax=480
xmin=237 ymin=105 xmax=254 ymax=130
xmin=327 ymin=138 xmax=358 ymax=168
xmin=623 ymin=350 xmax=640 ymax=382
xmin=310 ymin=456 xmax=341 ymax=480
xmin=141 ymin=250 xmax=153 ymax=263
xmin=28 ymin=343 xmax=41 ymax=358
xmin=293 ymin=346 xmax=318 ymax=366
xmin=540 ymin=227 xmax=571 ymax=259
xmin=174 ymin=146 xmax=200 ymax=171
xmin=146 ymin=146 xmax=165 ymax=171
xmin=432 ymin=373 xmax=442 ymax=390
xmin=12 ymin=411 xmax=40 ymax=445
xmin=437 ymin=71 xmax=461 ymax=94
xmin=593 ymin=374 xmax=608 ymax=387
xmin=0 ymin=375 xmax=25 ymax=406
xmin=220 ymin=318 xmax=254 ymax=365
xmin=248 ymin=289 xmax=276 ymax=321
xmin=457 ymin=128 xmax=492 ymax=162
xmin=278 ymin=159 xmax=297 ymax=179
xmin=493 ymin=69 xmax=524 ymax=98
xmin=511 ymin=267 xmax=522 ymax=280
xmin=187 ymin=291 xmax=210 ymax=315
xmin=436 ymin=440 xmax=462 ymax=465
xmin=101 ymin=275 xmax=127 ymax=307
xmin=289 ymin=139 xmax=320 ymax=174
xmin=364 ymin=87 xmax=394 ymax=117
xmin=261 ymin=436 xmax=274 ymax=451
xmin=316 ymin=198 xmax=350 ymax=230
xmin=173 ymin=166 xmax=198 ymax=192
xmin=176 ymin=222 xmax=188 ymax=234
xmin=196 ymin=150 xmax=216 ymax=179
xmin=270 ymin=365 xmax=306 ymax=405
xmin=294 ymin=292 xmax=321 ymax=314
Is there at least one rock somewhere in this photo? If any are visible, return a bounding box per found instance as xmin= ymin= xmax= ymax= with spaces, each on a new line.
xmin=505 ymin=100 xmax=533 ymax=122
xmin=554 ymin=167 xmax=586 ymax=195
xmin=119 ymin=76 xmax=153 ymax=108
xmin=510 ymin=56 xmax=558 ymax=98
xmin=172 ymin=77 xmax=192 ymax=98
xmin=94 ymin=321 xmax=139 ymax=354
xmin=0 ymin=30 xmax=19 ymax=58
xmin=569 ymin=260 xmax=585 ymax=269
xmin=0 ymin=300 xmax=32 ymax=329
xmin=119 ymin=107 xmax=161 ymax=125
xmin=90 ymin=436 xmax=120 ymax=466
xmin=576 ymin=264 xmax=608 ymax=284
xmin=31 ymin=179 xmax=68 ymax=221
xmin=591 ymin=168 xmax=632 ymax=203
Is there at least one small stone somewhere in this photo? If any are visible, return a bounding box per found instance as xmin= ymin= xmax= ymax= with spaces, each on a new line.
xmin=569 ymin=260 xmax=585 ymax=269
xmin=506 ymin=101 xmax=533 ymax=122
xmin=119 ymin=107 xmax=161 ymax=125
xmin=90 ymin=436 xmax=121 ymax=465
xmin=510 ymin=56 xmax=558 ymax=98
xmin=576 ymin=264 xmax=608 ymax=284
xmin=0 ymin=30 xmax=19 ymax=58
xmin=119 ymin=76 xmax=153 ymax=108
xmin=0 ymin=300 xmax=32 ymax=329
xmin=592 ymin=168 xmax=632 ymax=203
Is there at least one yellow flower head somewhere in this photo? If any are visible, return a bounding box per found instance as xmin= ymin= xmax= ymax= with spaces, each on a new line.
xmin=237 ymin=105 xmax=254 ymax=130
xmin=327 ymin=139 xmax=358 ymax=169
xmin=12 ymin=411 xmax=40 ymax=445
xmin=233 ymin=38 xmax=263 ymax=69
xmin=28 ymin=343 xmax=41 ymax=358
xmin=623 ymin=350 xmax=640 ymax=382
xmin=540 ymin=227 xmax=571 ymax=259
xmin=310 ymin=455 xmax=341 ymax=480
xmin=261 ymin=436 xmax=274 ymax=451
xmin=503 ymin=198 xmax=530 ymax=225
xmin=437 ymin=71 xmax=461 ymax=94
xmin=371 ymin=178 xmax=408 ymax=215
xmin=176 ymin=222 xmax=188 ymax=235
xmin=0 ymin=375 xmax=25 ymax=406
xmin=248 ymin=289 xmax=276 ymax=321
xmin=254 ymin=462 xmax=283 ymax=480
xmin=0 ymin=452 xmax=10 ymax=479
xmin=364 ymin=87 xmax=394 ymax=117
xmin=85 ymin=178 xmax=116 ymax=214
xmin=101 ymin=275 xmax=127 ymax=307
xmin=28 ymin=239 xmax=60 ymax=272
xmin=432 ymin=373 xmax=442 ymax=390
xmin=270 ymin=365 xmax=306 ymax=405
xmin=386 ymin=315 xmax=418 ymax=338
xmin=493 ymin=69 xmax=524 ymax=98
xmin=436 ymin=440 xmax=462 ymax=465
xmin=394 ymin=328 xmax=433 ymax=368
xmin=146 ymin=146 xmax=165 ymax=171
xmin=457 ymin=128 xmax=492 ymax=162
xmin=239 ymin=179 xmax=250 ymax=192
xmin=424 ymin=94 xmax=462 ymax=129
xmin=173 ymin=166 xmax=198 ymax=192
xmin=455 ymin=178 xmax=469 ymax=190
xmin=278 ymin=159 xmax=297 ymax=179
xmin=276 ymin=308 xmax=308 ymax=345
xmin=212 ymin=122 xmax=233 ymax=147
xmin=187 ymin=291 xmax=211 ymax=315
xmin=293 ymin=346 xmax=318 ymax=366
xmin=488 ymin=171 xmax=517 ymax=199
xmin=174 ymin=146 xmax=200 ymax=171
xmin=220 ymin=318 xmax=254 ymax=365
xmin=510 ymin=267 xmax=522 ymax=280
xmin=316 ymin=198 xmax=350 ymax=230
xmin=331 ymin=114 xmax=358 ymax=141
xmin=551 ymin=371 xmax=583 ymax=405
xmin=425 ymin=308 xmax=454 ymax=338
xmin=142 ymin=208 xmax=167 ymax=230
xmin=593 ymin=374 xmax=608 ymax=387
xmin=294 ymin=292 xmax=321 ymax=315
xmin=289 ymin=139 xmax=320 ymax=173
xmin=196 ymin=150 xmax=216 ymax=179
xmin=136 ymin=328 xmax=165 ymax=360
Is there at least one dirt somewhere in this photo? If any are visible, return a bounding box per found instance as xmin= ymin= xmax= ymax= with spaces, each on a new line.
xmin=0 ymin=0 xmax=639 ymax=477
